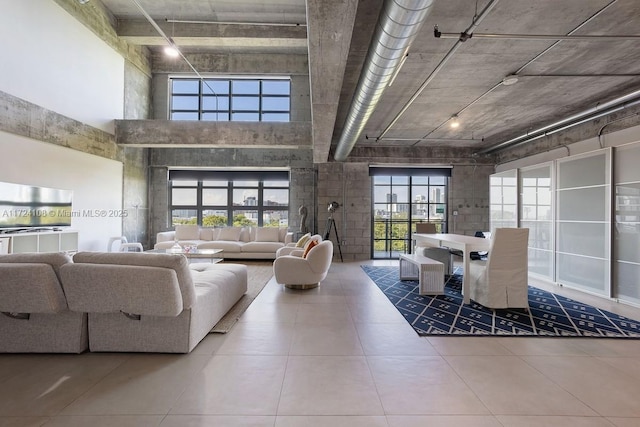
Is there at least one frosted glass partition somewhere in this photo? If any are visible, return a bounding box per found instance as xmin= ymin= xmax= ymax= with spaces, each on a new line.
xmin=556 ymin=149 xmax=611 ymax=296
xmin=490 ymin=169 xmax=518 ymax=233
xmin=614 ymin=143 xmax=640 ymax=304
xmin=520 ymin=164 xmax=553 ymax=280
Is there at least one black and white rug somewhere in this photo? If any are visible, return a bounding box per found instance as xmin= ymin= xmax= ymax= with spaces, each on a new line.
xmin=362 ymin=265 xmax=640 ymax=337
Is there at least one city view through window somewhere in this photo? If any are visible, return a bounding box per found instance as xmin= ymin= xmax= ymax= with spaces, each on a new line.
xmin=372 ymin=175 xmax=448 ymax=258
xmin=170 ymin=178 xmax=289 ymax=228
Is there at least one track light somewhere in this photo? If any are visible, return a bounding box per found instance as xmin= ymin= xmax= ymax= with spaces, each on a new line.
xmin=449 ymin=115 xmax=460 ymax=129
xmin=164 ymin=45 xmax=180 ymax=57
xmin=502 ymin=74 xmax=519 ymax=86
xmin=163 ymin=36 xmax=180 ymax=57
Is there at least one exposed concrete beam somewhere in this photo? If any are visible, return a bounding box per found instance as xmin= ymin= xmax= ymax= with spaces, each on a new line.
xmin=116 ymin=120 xmax=312 ymax=148
xmin=118 ymin=19 xmax=307 ymax=50
xmin=0 ymin=90 xmax=118 ymax=159
xmin=153 ymin=52 xmax=309 ymax=74
xmin=306 ymin=0 xmax=359 ymax=163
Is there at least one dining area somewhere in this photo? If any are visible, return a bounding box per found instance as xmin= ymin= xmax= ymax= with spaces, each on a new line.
xmin=412 ymin=225 xmax=530 ymax=310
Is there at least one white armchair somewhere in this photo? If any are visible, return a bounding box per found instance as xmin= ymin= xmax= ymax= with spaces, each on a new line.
xmin=468 ymin=228 xmax=529 ymax=310
xmin=273 ymin=240 xmax=333 ymax=289
xmin=276 ymin=234 xmax=322 ymax=258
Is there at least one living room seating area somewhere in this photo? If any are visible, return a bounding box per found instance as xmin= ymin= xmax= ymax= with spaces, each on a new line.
xmin=0 ymin=251 xmax=248 ymax=354
xmin=155 ymin=225 xmax=294 ymax=260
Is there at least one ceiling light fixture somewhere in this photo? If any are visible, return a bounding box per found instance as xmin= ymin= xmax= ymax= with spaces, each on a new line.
xmin=502 ymin=74 xmax=519 ymax=86
xmin=449 ymin=115 xmax=460 ymax=129
xmin=164 ymin=45 xmax=180 ymax=57
xmin=77 ymin=0 xmax=90 ymax=4
xmin=163 ymin=37 xmax=180 ymax=57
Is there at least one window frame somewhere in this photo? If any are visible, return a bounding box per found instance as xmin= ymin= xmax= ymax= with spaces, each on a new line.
xmin=169 ymin=77 xmax=291 ymax=122
xmin=169 ymin=170 xmax=290 ymax=228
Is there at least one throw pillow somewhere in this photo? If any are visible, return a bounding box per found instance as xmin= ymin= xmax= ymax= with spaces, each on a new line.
xmin=295 ymin=232 xmax=311 ymax=248
xmin=255 ymin=227 xmax=280 ymax=242
xmin=175 ymin=224 xmax=200 ymax=240
xmin=218 ymin=227 xmax=242 ymax=241
xmin=302 ymin=239 xmax=318 ymax=258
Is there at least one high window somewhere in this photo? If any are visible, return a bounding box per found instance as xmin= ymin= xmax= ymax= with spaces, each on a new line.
xmin=371 ymin=168 xmax=450 ymax=259
xmin=169 ymin=170 xmax=289 ymax=227
xmin=169 ymin=77 xmax=290 ymax=122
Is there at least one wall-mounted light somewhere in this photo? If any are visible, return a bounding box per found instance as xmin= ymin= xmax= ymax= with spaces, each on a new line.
xmin=449 ymin=114 xmax=460 ymax=129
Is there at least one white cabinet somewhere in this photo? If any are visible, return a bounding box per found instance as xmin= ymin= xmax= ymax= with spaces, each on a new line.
xmin=5 ymin=230 xmax=78 ymax=254
xmin=0 ymin=237 xmax=9 ymax=254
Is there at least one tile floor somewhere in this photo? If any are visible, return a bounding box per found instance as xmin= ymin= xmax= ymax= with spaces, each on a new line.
xmin=2 ymin=260 xmax=640 ymax=426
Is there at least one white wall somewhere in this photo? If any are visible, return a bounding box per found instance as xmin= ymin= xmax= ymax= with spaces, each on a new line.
xmin=0 ymin=0 xmax=124 ymax=134
xmin=0 ymin=131 xmax=122 ymax=251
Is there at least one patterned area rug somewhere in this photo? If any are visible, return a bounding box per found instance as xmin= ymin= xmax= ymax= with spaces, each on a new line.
xmin=210 ymin=261 xmax=273 ymax=333
xmin=362 ymin=265 xmax=640 ymax=337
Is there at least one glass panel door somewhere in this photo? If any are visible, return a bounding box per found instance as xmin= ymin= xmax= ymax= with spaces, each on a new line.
xmin=519 ymin=164 xmax=554 ymax=280
xmin=372 ymin=174 xmax=448 ymax=259
xmin=556 ymin=149 xmax=611 ymax=296
xmin=613 ymin=143 xmax=640 ymax=304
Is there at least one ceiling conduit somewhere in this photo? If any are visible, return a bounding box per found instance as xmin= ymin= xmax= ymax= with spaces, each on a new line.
xmin=333 ymin=0 xmax=435 ymax=162
xmin=479 ymin=88 xmax=640 ymax=154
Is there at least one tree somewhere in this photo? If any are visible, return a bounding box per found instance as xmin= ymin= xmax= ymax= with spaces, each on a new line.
xmin=203 ymin=214 xmax=227 ymax=227
xmin=233 ymin=214 xmax=254 ymax=226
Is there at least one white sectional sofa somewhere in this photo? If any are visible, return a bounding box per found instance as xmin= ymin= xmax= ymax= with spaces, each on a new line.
xmin=0 ymin=253 xmax=89 ymax=353
xmin=59 ymin=251 xmax=248 ymax=353
xmin=155 ymin=224 xmax=294 ymax=260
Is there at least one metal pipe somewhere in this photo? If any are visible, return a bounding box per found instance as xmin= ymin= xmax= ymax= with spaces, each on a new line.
xmin=129 ymin=0 xmax=218 ymax=96
xmin=332 ymin=0 xmax=436 ymax=161
xmin=166 ymin=19 xmax=306 ymax=27
xmin=376 ymin=0 xmax=500 ymax=141
xmin=515 ymin=0 xmax=617 ymax=74
xmin=480 ymin=89 xmax=640 ymax=154
xmin=435 ymin=32 xmax=640 ymax=41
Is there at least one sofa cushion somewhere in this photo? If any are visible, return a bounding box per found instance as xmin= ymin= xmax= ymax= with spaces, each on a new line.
xmin=218 ymin=227 xmax=242 ymax=241
xmin=60 ymin=263 xmax=184 ymax=316
xmin=255 ymin=227 xmax=280 ymax=242
xmin=303 ymin=239 xmax=318 ymax=258
xmin=0 ymin=252 xmax=72 ymax=281
xmin=72 ymin=252 xmax=196 ymax=308
xmin=175 ymin=224 xmax=200 ymax=240
xmin=296 ymin=233 xmax=311 ymax=247
xmin=199 ymin=228 xmax=217 ymax=241
xmin=240 ymin=227 xmax=251 ymax=242
xmin=0 ymin=263 xmax=68 ymax=313
xmin=242 ymin=241 xmax=285 ymax=253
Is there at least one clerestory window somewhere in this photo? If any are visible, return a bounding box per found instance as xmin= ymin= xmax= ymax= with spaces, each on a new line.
xmin=169 ymin=77 xmax=290 ymax=122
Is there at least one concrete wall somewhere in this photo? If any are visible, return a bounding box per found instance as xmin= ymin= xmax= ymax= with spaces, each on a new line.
xmin=315 ymin=160 xmax=493 ymax=261
xmin=122 ymin=61 xmax=151 ymax=247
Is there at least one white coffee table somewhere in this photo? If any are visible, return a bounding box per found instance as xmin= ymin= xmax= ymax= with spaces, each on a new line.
xmin=147 ymin=248 xmax=223 ymax=263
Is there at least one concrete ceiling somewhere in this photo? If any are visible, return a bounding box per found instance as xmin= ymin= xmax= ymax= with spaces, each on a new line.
xmin=98 ymin=0 xmax=640 ymax=162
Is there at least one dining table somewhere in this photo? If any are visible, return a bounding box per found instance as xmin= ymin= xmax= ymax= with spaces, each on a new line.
xmin=412 ymin=233 xmax=491 ymax=304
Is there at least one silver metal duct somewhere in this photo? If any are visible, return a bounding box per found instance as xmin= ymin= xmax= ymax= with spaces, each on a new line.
xmin=333 ymin=0 xmax=435 ymax=162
